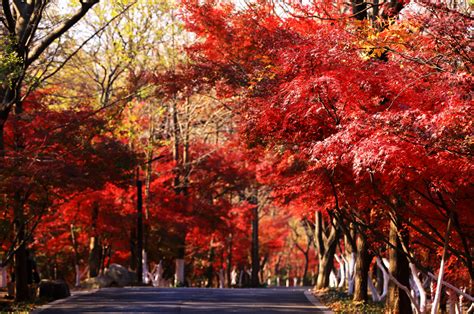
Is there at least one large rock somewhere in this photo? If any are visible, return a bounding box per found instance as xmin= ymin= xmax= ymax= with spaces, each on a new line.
xmin=38 ymin=280 xmax=70 ymax=301
xmin=82 ymin=275 xmax=113 ymax=289
xmin=104 ymin=264 xmax=133 ymax=287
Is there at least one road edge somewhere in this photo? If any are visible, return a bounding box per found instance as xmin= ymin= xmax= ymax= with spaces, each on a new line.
xmin=304 ymin=289 xmax=334 ymax=313
xmin=31 ymin=289 xmax=99 ymax=313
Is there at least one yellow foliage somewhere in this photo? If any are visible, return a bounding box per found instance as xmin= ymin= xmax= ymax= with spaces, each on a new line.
xmin=355 ymin=18 xmax=419 ymax=61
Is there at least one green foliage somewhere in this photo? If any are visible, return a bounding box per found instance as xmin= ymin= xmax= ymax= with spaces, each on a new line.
xmin=0 ymin=38 xmax=23 ymax=88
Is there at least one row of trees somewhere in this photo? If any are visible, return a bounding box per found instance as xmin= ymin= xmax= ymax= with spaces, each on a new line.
xmin=176 ymin=0 xmax=473 ymax=313
xmin=0 ymin=0 xmax=305 ymax=302
xmin=1 ymin=0 xmax=472 ymax=313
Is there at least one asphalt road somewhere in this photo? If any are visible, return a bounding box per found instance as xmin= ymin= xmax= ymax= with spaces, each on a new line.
xmin=35 ymin=287 xmax=332 ymax=313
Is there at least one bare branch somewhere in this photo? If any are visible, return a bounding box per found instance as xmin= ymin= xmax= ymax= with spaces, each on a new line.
xmin=27 ymin=0 xmax=101 ymax=65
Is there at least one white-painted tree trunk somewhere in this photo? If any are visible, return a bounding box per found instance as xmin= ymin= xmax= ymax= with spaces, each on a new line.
xmin=375 ymin=257 xmax=390 ymax=300
xmin=219 ymin=269 xmax=225 ymax=288
xmin=347 ymin=253 xmax=356 ymax=295
xmin=446 ymin=289 xmax=456 ymax=314
xmin=329 ymin=270 xmax=338 ymax=288
xmin=149 ymin=260 xmax=164 ymax=287
xmin=457 ymin=289 xmax=465 ymax=314
xmin=466 ymin=303 xmax=474 ymax=313
xmin=409 ymin=263 xmax=427 ymax=313
xmin=432 ymin=266 xmax=447 ymax=313
xmin=276 ymin=276 xmax=280 ymax=286
xmin=368 ymin=272 xmax=381 ymax=302
xmin=334 ymin=254 xmax=345 ymax=288
xmin=75 ymin=264 xmax=81 ymax=287
xmin=377 ymin=257 xmax=421 ymax=314
xmin=426 ymin=272 xmax=474 ymax=302
xmin=143 ymin=250 xmax=149 ymax=284
xmin=175 ymin=259 xmax=185 ymax=286
xmin=293 ymin=277 xmax=298 ymax=287
xmin=432 ymin=216 xmax=453 ymax=314
xmin=286 ymin=278 xmax=290 ymax=287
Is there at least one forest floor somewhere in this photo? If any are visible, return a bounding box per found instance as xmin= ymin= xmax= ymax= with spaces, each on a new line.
xmin=314 ymin=288 xmax=384 ymax=313
xmin=0 ymin=289 xmax=48 ymax=312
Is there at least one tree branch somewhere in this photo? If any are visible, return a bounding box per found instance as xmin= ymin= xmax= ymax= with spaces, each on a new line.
xmin=26 ymin=0 xmax=101 ymax=65
xmin=2 ymin=0 xmax=15 ymax=33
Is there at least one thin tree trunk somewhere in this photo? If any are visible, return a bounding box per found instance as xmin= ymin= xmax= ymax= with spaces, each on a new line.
xmin=130 ymin=227 xmax=137 ymax=271
xmin=431 ymin=216 xmax=452 ymax=314
xmin=0 ymin=114 xmax=6 ymax=156
xmin=409 ymin=263 xmax=427 ymax=313
xmin=226 ymin=233 xmax=233 ymax=287
xmin=376 ymin=257 xmax=390 ymax=300
xmin=136 ymin=175 xmax=143 ymax=284
xmin=376 ymin=262 xmax=384 ymax=294
xmin=11 ymin=100 xmax=29 ymax=301
xmin=175 ymin=236 xmax=186 ymax=286
xmin=70 ymin=224 xmax=81 ymax=287
xmin=251 ymin=203 xmax=259 ymax=287
xmin=89 ymin=203 xmax=101 ymax=278
xmin=14 ymin=193 xmax=28 ymax=301
xmin=206 ymin=237 xmax=215 ymax=288
xmin=302 ymin=252 xmax=309 ymax=286
xmin=335 ymin=254 xmax=345 ymax=288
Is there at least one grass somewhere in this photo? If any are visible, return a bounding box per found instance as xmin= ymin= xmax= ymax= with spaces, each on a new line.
xmin=315 ymin=288 xmax=385 ymax=314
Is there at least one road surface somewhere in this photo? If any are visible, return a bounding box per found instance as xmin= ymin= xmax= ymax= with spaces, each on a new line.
xmin=35 ymin=287 xmax=332 ymax=313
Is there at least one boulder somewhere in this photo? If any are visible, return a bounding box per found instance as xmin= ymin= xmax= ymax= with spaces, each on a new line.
xmin=104 ymin=264 xmax=132 ymax=287
xmin=38 ymin=280 xmax=70 ymax=301
xmin=82 ymin=275 xmax=112 ymax=289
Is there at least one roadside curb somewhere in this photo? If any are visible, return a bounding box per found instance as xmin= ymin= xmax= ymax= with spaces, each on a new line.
xmin=304 ymin=289 xmax=334 ymax=313
xmin=32 ymin=289 xmax=99 ymax=313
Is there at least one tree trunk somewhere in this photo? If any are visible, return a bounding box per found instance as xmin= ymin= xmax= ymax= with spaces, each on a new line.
xmin=432 ymin=216 xmax=452 ymax=314
xmin=226 ymin=233 xmax=233 ymax=287
xmin=314 ymin=211 xmax=340 ymax=290
xmin=376 ymin=262 xmax=384 ymax=294
xmin=302 ymin=252 xmax=310 ymax=286
xmin=251 ymin=204 xmax=259 ymax=287
xmin=14 ymin=195 xmax=28 ymax=301
xmin=89 ymin=203 xmax=101 ymax=278
xmin=352 ymin=0 xmax=368 ymax=20
xmin=0 ymin=113 xmax=6 ymax=156
xmin=130 ymin=227 xmax=137 ymax=271
xmin=316 ymin=252 xmax=336 ymax=289
xmin=353 ymin=233 xmax=372 ymax=302
xmin=175 ymin=234 xmax=186 ymax=286
xmin=259 ymin=255 xmax=268 ymax=284
xmin=70 ymin=224 xmax=81 ymax=287
xmin=343 ymin=230 xmax=357 ymax=295
xmin=136 ymin=176 xmax=143 ymax=284
xmin=387 ymin=219 xmax=413 ymax=314
xmin=206 ymin=237 xmax=215 ymax=288
xmin=88 ymin=236 xmax=101 ymax=278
